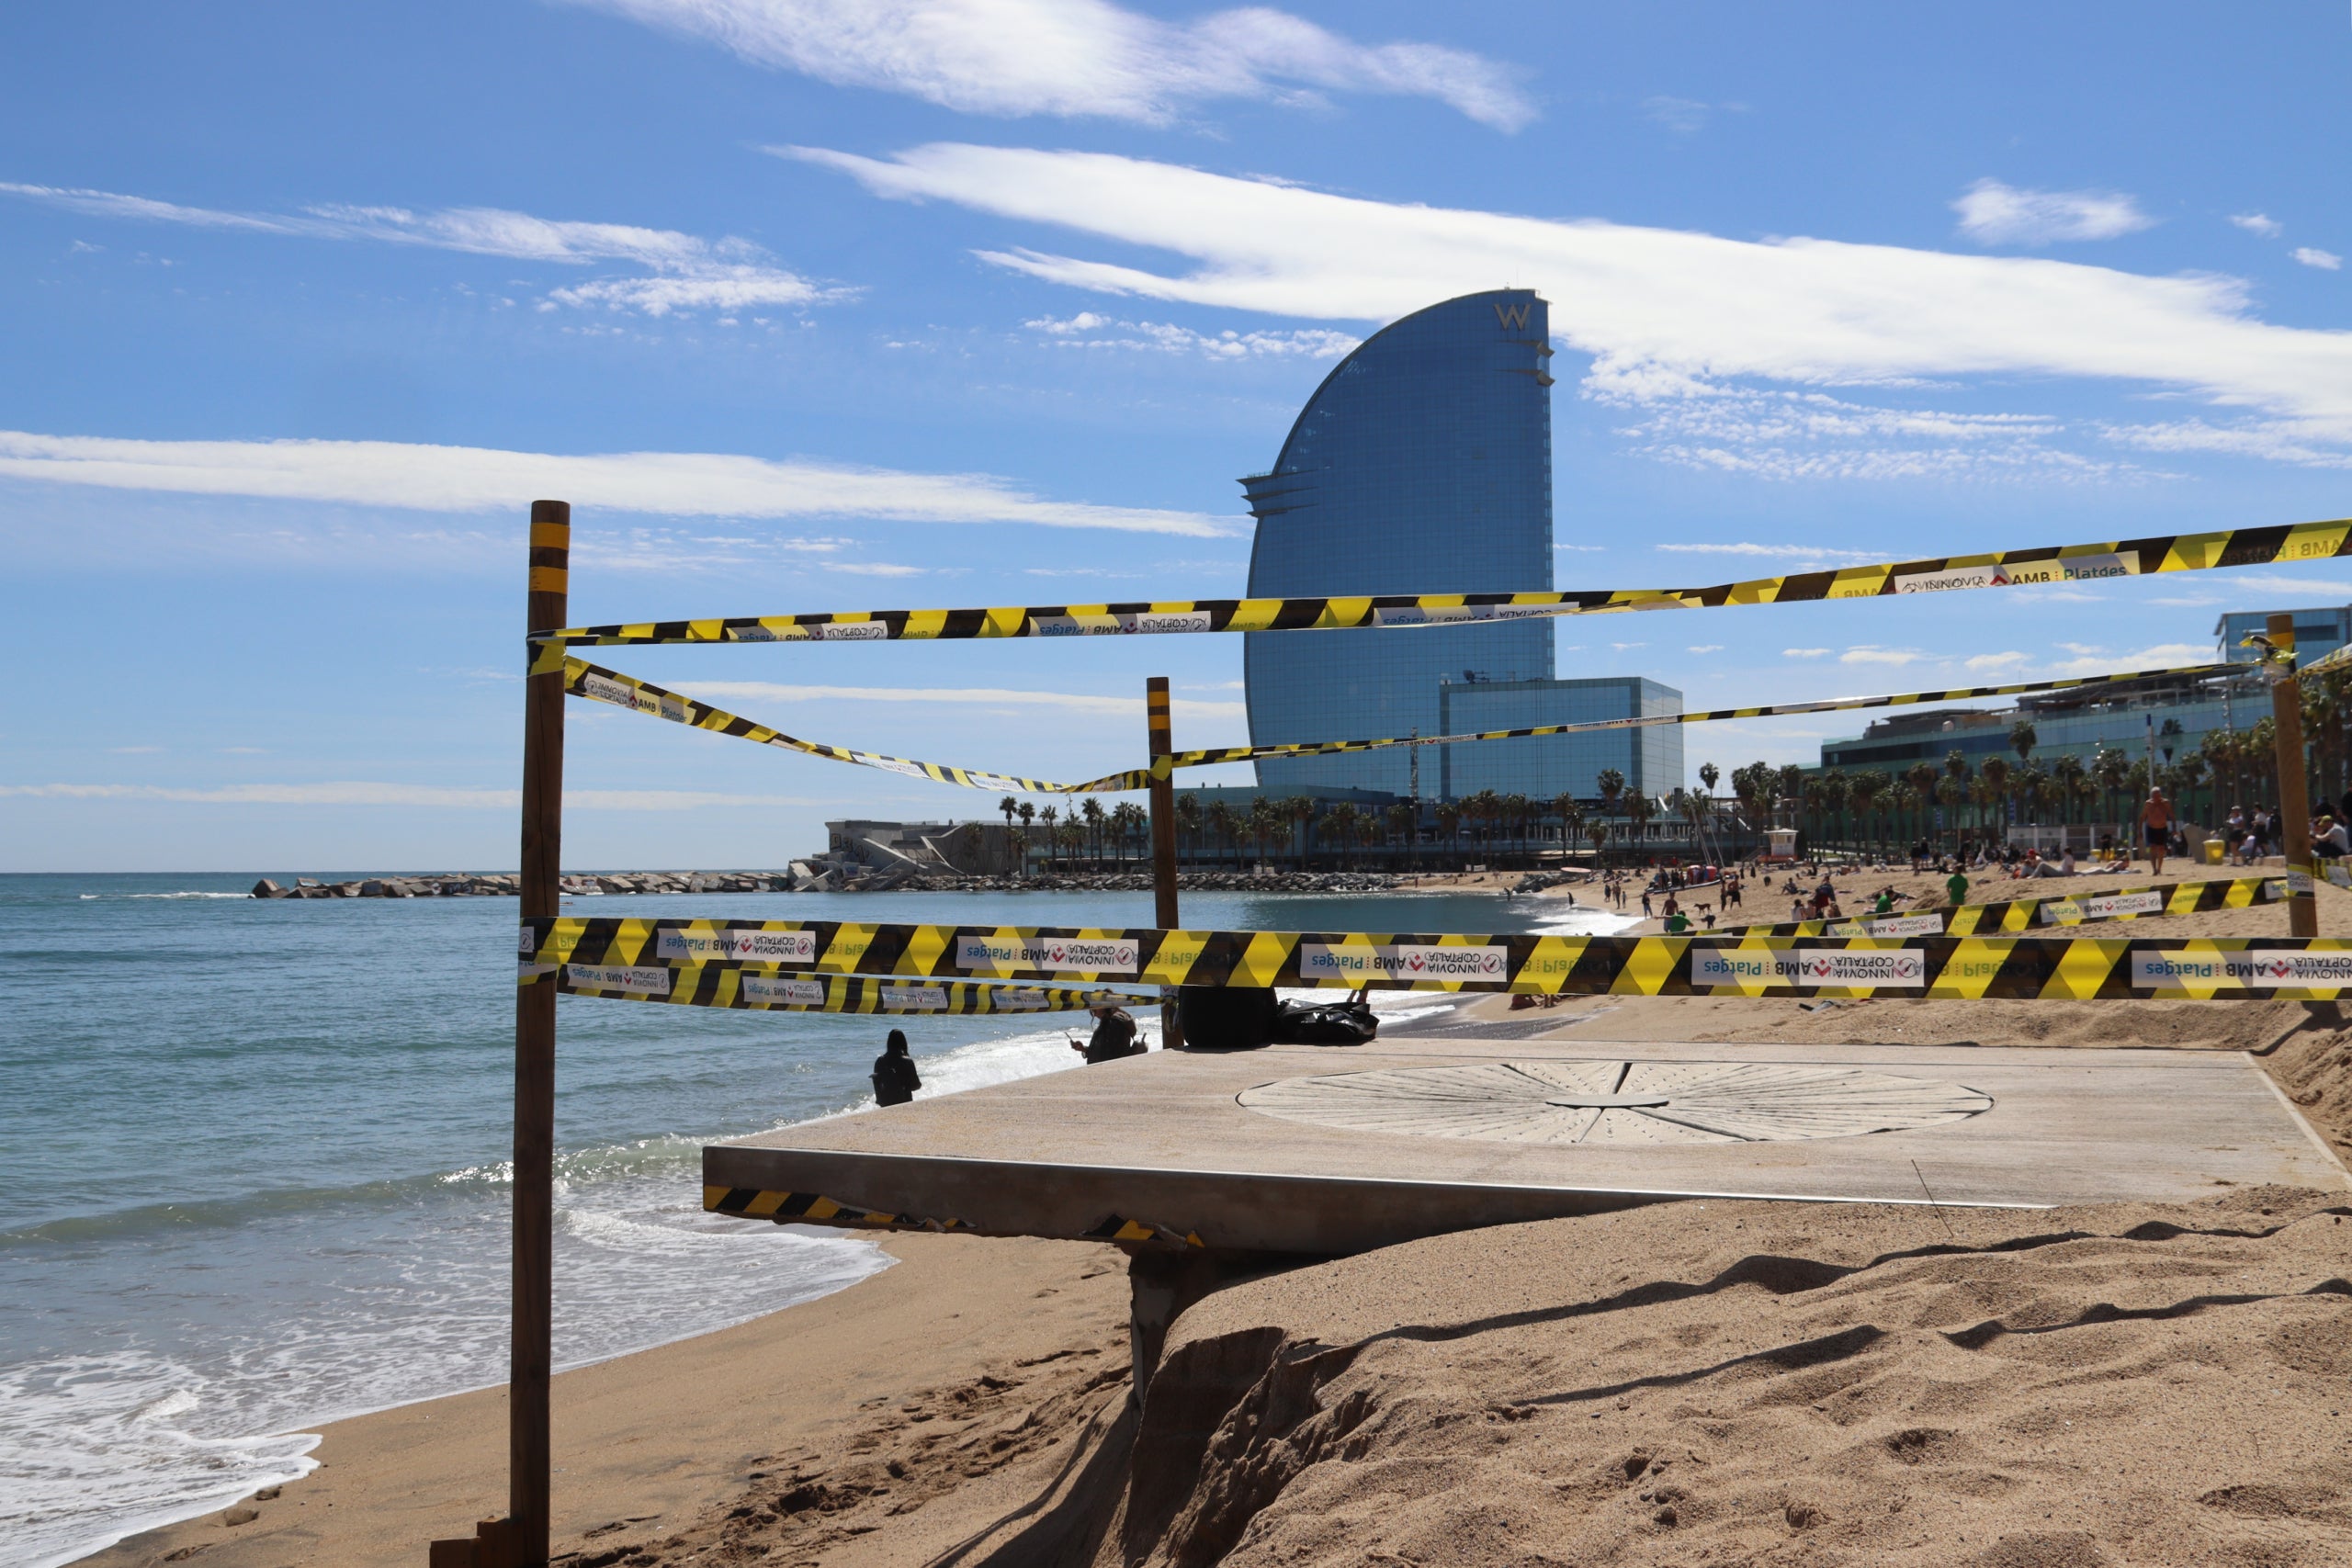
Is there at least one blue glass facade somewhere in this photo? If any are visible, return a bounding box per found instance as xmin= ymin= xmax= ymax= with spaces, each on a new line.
xmin=1438 ymin=677 xmax=1683 ymax=801
xmin=1242 ymin=290 xmax=1555 ymax=795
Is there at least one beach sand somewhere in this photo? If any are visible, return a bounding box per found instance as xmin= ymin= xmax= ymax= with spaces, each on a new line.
xmin=88 ymin=888 xmax=2352 ymax=1567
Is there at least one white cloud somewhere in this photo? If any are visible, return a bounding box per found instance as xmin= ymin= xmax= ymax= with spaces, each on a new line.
xmin=570 ymin=0 xmax=1533 ymax=130
xmin=1963 ymin=651 xmax=2031 ymax=672
xmin=1686 ymin=644 xmax=1724 ymax=654
xmin=1610 ymin=641 xmax=1645 ymax=650
xmin=1553 ymin=543 xmax=1605 ymax=552
xmin=787 ymin=144 xmax=2352 ymax=457
xmin=0 ymin=430 xmax=1229 ymax=536
xmin=1642 ymin=96 xmax=1709 ymax=133
xmin=1025 ymin=311 xmax=1356 ymax=359
xmin=1610 ymin=387 xmax=2124 ymax=482
xmin=1951 ymin=178 xmax=2155 ymax=246
xmin=684 ymin=680 xmax=1245 ymax=722
xmin=2292 ymin=247 xmax=2343 ymax=272
xmin=2185 ymin=571 xmax=2352 ymax=599
xmin=0 ymin=181 xmax=836 ymax=317
xmin=2231 ymin=213 xmax=2284 ymax=239
xmin=0 ymin=782 xmax=821 ymax=808
xmin=2053 ymin=641 xmax=2104 ymax=656
xmin=2050 ymin=642 xmax=2213 ymax=676
xmin=1654 ymin=539 xmax=1882 ymax=563
xmin=1840 ymin=647 xmax=1920 ymax=666
xmin=825 ymin=561 xmax=929 ymax=576
xmin=1783 ymin=648 xmax=1830 ymax=659
xmin=2098 ymin=417 xmax=2352 ymax=470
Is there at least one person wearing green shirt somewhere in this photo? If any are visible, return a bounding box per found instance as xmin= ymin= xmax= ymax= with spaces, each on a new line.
xmin=1945 ymin=870 xmax=1969 ymax=906
xmin=1873 ymin=889 xmax=1895 ymax=916
xmin=1664 ymin=908 xmax=1691 ymax=934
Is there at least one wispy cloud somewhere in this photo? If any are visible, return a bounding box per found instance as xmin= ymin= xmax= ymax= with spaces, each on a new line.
xmin=2231 ymin=213 xmax=2284 ymax=239
xmin=787 ymin=144 xmax=2352 ymax=462
xmin=1840 ymin=646 xmax=1920 ymax=666
xmin=1951 ymin=178 xmax=2154 ymax=245
xmin=2049 ymin=641 xmax=2212 ymax=676
xmin=1642 ymin=96 xmax=1710 ymax=133
xmin=0 ymin=782 xmax=823 ymax=807
xmin=569 ymin=0 xmax=1534 ymax=130
xmin=1964 ymin=651 xmax=2031 ymax=672
xmin=1686 ymin=644 xmax=1723 ymax=654
xmin=1783 ymin=648 xmax=1830 ymax=660
xmin=0 ymin=430 xmax=1231 ymax=536
xmin=1609 ymin=387 xmax=2120 ymax=483
xmin=2292 ymin=247 xmax=2343 ymax=272
xmin=0 ymin=181 xmax=838 ymax=317
xmin=684 ymin=680 xmax=1244 ymax=721
xmin=1655 ymin=539 xmax=1882 ymax=563
xmin=1025 ymin=311 xmax=1355 ymax=359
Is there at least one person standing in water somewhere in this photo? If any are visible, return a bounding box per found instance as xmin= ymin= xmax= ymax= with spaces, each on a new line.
xmin=872 ymin=1028 xmax=922 ymax=1107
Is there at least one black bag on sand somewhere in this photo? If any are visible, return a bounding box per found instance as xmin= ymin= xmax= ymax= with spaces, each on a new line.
xmin=1271 ymin=999 xmax=1379 ymax=1046
xmin=1177 ymin=986 xmax=1281 ymax=1050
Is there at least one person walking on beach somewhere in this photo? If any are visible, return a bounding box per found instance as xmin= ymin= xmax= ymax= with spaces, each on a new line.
xmin=1945 ymin=865 xmax=1970 ymax=907
xmin=1070 ymin=1003 xmax=1143 ymax=1064
xmin=872 ymin=1029 xmax=922 ymax=1107
xmin=2140 ymin=787 xmax=2176 ymax=876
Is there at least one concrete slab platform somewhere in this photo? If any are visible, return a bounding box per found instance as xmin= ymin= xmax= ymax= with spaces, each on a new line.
xmin=705 ymin=1035 xmax=2349 ymax=1255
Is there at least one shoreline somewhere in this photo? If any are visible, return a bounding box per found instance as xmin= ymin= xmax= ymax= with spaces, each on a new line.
xmin=74 ymin=1231 xmax=1135 ymax=1568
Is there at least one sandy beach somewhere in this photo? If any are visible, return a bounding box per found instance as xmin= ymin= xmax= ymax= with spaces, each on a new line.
xmin=89 ymin=883 xmax=2352 ymax=1568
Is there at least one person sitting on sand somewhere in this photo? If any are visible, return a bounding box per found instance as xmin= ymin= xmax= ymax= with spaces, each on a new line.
xmin=1070 ymin=1004 xmax=1142 ymax=1064
xmin=872 ymin=1029 xmax=922 ymax=1107
xmin=2314 ymin=815 xmax=2351 ymax=860
xmin=1873 ymin=888 xmax=1895 ymax=916
xmin=1663 ymin=906 xmax=1691 ymax=934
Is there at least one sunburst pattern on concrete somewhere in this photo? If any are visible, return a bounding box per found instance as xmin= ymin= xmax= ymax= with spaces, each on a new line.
xmin=1238 ymin=1060 xmax=1994 ymax=1145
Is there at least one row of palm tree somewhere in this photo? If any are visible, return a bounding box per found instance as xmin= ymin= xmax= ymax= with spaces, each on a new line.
xmin=1759 ymin=664 xmax=2352 ymax=851
xmin=992 ymin=784 xmax=1726 ymax=872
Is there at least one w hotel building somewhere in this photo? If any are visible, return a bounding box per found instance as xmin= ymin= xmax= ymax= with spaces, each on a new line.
xmin=1240 ymin=289 xmax=1679 ymax=803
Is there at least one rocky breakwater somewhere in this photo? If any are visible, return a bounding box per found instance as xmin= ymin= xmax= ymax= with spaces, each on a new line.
xmin=248 ymin=871 xmax=797 ymax=899
xmin=899 ymin=870 xmax=1410 ymax=894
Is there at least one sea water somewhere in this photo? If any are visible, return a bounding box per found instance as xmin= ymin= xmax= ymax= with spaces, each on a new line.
xmin=0 ymin=873 xmax=1633 ymax=1565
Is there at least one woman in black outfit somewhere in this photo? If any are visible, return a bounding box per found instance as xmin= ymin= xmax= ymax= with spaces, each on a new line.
xmin=872 ymin=1028 xmax=922 ymax=1106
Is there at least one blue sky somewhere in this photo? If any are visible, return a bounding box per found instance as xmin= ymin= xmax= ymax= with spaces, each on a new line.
xmin=5 ymin=1 xmax=2351 ymax=871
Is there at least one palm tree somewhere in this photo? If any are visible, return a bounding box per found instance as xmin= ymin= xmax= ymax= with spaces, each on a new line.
xmin=1848 ymin=770 xmax=1886 ymax=852
xmin=1248 ymin=795 xmax=1283 ymax=869
xmin=1979 ymin=756 xmax=2011 ymax=839
xmin=1206 ymin=800 xmax=1240 ymax=868
xmin=999 ymin=795 xmax=1019 ymax=837
xmin=1699 ymin=761 xmax=1720 ymax=798
xmin=1553 ymin=792 xmax=1583 ymax=861
xmin=1587 ymin=819 xmax=1610 ymax=865
xmin=1080 ymin=797 xmax=1107 ymax=869
xmin=1325 ymin=802 xmax=1360 ymax=868
xmin=1624 ymin=791 xmax=1656 ymax=849
xmin=2010 ymin=718 xmax=2038 ymax=771
xmin=1175 ymin=793 xmax=1201 ymax=866
xmin=1436 ymin=800 xmax=1464 ymax=861
xmin=1386 ymin=801 xmax=1417 ymax=865
xmin=1039 ymin=805 xmax=1059 ymax=869
xmin=1286 ymin=795 xmax=1318 ymax=869
xmin=1596 ymin=768 xmax=1625 ymax=818
xmin=2093 ymin=747 xmax=2132 ymax=831
xmin=2052 ymin=753 xmax=2087 ymax=826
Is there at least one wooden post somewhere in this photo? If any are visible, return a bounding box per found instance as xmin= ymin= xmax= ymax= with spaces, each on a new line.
xmin=1146 ymin=677 xmax=1183 ymax=1050
xmin=512 ymin=501 xmax=568 ymax=1563
xmin=2268 ymin=612 xmax=2319 ymax=938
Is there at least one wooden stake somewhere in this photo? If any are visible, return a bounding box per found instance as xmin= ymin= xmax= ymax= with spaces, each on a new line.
xmin=1146 ymin=677 xmax=1183 ymax=1049
xmin=512 ymin=500 xmax=568 ymax=1563
xmin=2268 ymin=612 xmax=2319 ymax=938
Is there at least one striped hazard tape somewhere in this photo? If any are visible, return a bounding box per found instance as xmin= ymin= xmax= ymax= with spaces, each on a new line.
xmin=1724 ymin=875 xmax=2285 ymax=939
xmin=704 ymin=1185 xmax=971 ymax=1233
xmin=532 ymin=516 xmax=2352 ymax=650
xmin=523 ymin=917 xmax=2352 ymax=999
xmin=563 ymin=649 xmax=2242 ymax=797
xmin=537 ymin=964 xmax=1146 ymax=1014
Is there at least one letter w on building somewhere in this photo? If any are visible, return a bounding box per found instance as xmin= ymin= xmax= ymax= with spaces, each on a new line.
xmin=1494 ymin=302 xmax=1531 ymax=331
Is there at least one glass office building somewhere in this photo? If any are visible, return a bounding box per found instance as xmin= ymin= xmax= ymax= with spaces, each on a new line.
xmin=1242 ymin=289 xmax=1556 ymax=795
xmin=1438 ymin=676 xmax=1683 ymax=801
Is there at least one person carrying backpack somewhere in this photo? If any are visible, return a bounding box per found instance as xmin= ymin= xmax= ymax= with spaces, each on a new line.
xmin=1070 ymin=1004 xmax=1143 ymax=1064
xmin=871 ymin=1028 xmax=922 ymax=1106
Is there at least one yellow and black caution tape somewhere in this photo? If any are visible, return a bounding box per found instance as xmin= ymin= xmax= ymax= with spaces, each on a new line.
xmin=563 ymin=657 xmax=1091 ymax=794
xmin=522 ymin=916 xmax=2352 ymax=999
xmin=704 ymin=1185 xmax=972 ymax=1233
xmin=565 ymin=651 xmax=2241 ymax=796
xmin=1724 ymin=874 xmax=2284 ymax=939
xmin=534 ymin=962 xmax=1144 ymax=1015
xmin=532 ymin=517 xmax=2352 ymax=651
